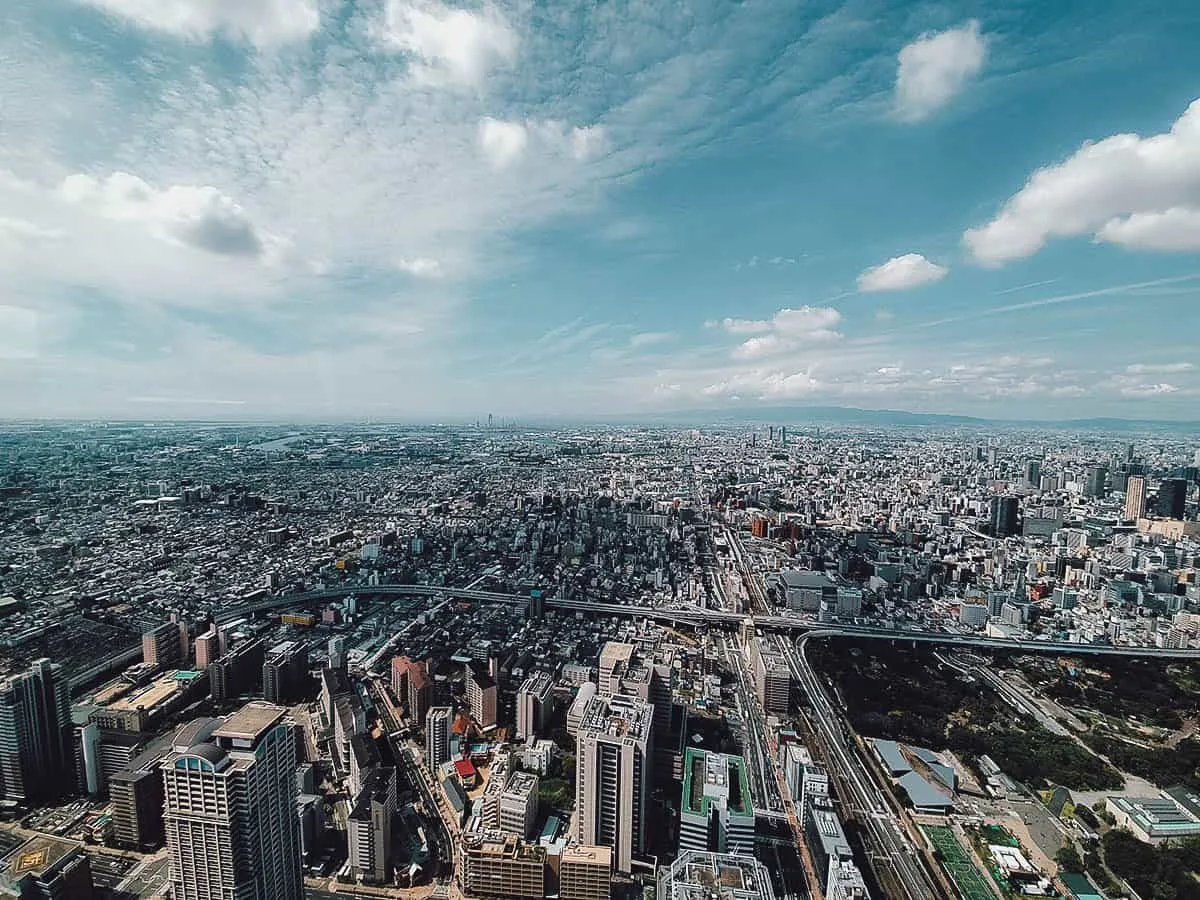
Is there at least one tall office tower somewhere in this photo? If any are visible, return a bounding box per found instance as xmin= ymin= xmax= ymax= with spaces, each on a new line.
xmin=1125 ymin=475 xmax=1147 ymax=520
xmin=466 ymin=663 xmax=498 ymax=729
xmin=779 ymin=426 xmax=786 ymax=447
xmin=162 ymin=703 xmax=303 ymax=900
xmin=328 ymin=636 xmax=347 ymax=671
xmin=262 ymin=641 xmax=309 ymax=705
xmin=193 ymin=627 xmax=220 ymax=670
xmin=516 ymin=673 xmax=553 ymax=741
xmin=425 ymin=707 xmax=452 ymax=769
xmin=678 ymin=748 xmax=755 ymax=854
xmin=1158 ymin=478 xmax=1188 ymax=520
xmin=347 ymin=768 xmax=397 ymax=885
xmin=0 ymin=659 xmax=73 ymax=804
xmin=574 ymin=695 xmax=653 ymax=874
xmin=1023 ymin=460 xmax=1041 ymax=486
xmin=989 ymin=496 xmax=1020 ymax=538
xmin=559 ymin=845 xmax=612 ymax=900
xmin=1085 ymin=465 xmax=1108 ymax=498
xmin=597 ymin=643 xmax=634 ymax=698
xmin=142 ymin=622 xmax=184 ymax=671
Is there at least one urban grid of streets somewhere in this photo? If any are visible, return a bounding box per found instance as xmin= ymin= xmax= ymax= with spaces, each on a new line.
xmin=1 ymin=422 xmax=1199 ymax=900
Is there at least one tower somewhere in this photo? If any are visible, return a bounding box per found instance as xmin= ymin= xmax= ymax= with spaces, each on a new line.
xmin=574 ymin=695 xmax=653 ymax=874
xmin=425 ymin=707 xmax=452 ymax=769
xmin=0 ymin=659 xmax=73 ymax=804
xmin=162 ymin=703 xmax=303 ymax=900
xmin=1125 ymin=475 xmax=1147 ymax=520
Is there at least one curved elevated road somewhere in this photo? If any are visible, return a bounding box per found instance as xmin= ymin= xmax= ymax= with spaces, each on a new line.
xmin=215 ymin=583 xmax=1200 ymax=660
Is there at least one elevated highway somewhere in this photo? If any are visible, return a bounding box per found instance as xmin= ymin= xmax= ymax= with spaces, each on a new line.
xmin=213 ymin=584 xmax=1200 ymax=660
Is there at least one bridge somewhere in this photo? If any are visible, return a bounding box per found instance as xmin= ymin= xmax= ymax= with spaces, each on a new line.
xmin=213 ymin=584 xmax=1200 ymax=660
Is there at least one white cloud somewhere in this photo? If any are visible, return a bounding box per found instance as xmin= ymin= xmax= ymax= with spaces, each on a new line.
xmin=379 ymin=0 xmax=517 ymax=88
xmin=629 ymin=331 xmax=673 ymax=348
xmin=708 ymin=317 xmax=771 ymax=334
xmin=893 ymin=21 xmax=986 ymax=123
xmin=76 ymin=0 xmax=320 ymax=47
xmin=1126 ymin=362 xmax=1194 ymax=374
xmin=60 ymin=172 xmax=271 ymax=258
xmin=397 ymin=257 xmax=443 ymax=277
xmin=964 ymin=98 xmax=1200 ymax=264
xmin=479 ymin=118 xmax=528 ymax=168
xmin=1122 ymin=382 xmax=1180 ymax=396
xmin=1096 ymin=207 xmax=1200 ymax=251
xmin=857 ymin=253 xmax=948 ymax=292
xmin=730 ymin=306 xmax=843 ymax=359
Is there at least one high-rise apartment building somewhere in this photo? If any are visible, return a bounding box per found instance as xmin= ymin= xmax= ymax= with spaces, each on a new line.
xmin=347 ymin=768 xmax=397 ymax=885
xmin=1023 ymin=460 xmax=1041 ymax=487
xmin=262 ymin=641 xmax=309 ymax=705
xmin=391 ymin=657 xmax=431 ymax=725
xmin=142 ymin=622 xmax=184 ymax=671
xmin=1126 ymin=475 xmax=1147 ymax=520
xmin=516 ymin=673 xmax=553 ymax=741
xmin=574 ymin=695 xmax=653 ymax=874
xmin=162 ymin=703 xmax=302 ymax=900
xmin=558 ymin=844 xmax=612 ymax=900
xmin=328 ymin=636 xmax=347 ymax=671
xmin=193 ymin=627 xmax=220 ymax=670
xmin=425 ymin=707 xmax=452 ymax=769
xmin=208 ymin=638 xmax=265 ymax=702
xmin=466 ymin=663 xmax=498 ymax=729
xmin=0 ymin=659 xmax=73 ymax=804
xmin=750 ymin=640 xmax=791 ymax=715
xmin=678 ymin=748 xmax=755 ymax=854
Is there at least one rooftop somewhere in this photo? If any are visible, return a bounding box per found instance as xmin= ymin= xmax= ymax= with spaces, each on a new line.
xmin=3 ymin=835 xmax=81 ymax=882
xmin=212 ymin=701 xmax=287 ymax=743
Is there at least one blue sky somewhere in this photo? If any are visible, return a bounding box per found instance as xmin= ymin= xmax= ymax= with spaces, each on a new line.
xmin=2 ymin=0 xmax=1199 ymax=420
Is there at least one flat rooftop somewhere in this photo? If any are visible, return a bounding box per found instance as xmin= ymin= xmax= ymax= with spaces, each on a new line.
xmin=4 ymin=835 xmax=79 ymax=881
xmin=109 ymin=674 xmax=180 ymax=711
xmin=213 ymin=702 xmax=286 ymax=742
xmin=561 ymin=844 xmax=611 ymax=868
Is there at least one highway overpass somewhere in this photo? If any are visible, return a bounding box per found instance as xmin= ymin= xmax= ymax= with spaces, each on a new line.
xmin=212 ymin=583 xmax=1200 ymax=660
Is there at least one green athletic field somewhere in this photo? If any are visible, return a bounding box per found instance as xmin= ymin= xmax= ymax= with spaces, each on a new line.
xmin=923 ymin=825 xmax=997 ymax=900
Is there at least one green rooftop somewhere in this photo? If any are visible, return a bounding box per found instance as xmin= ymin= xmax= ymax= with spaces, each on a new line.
xmin=682 ymin=747 xmax=752 ymax=818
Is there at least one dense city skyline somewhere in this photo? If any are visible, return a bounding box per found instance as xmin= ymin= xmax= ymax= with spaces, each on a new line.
xmin=2 ymin=0 xmax=1199 ymax=419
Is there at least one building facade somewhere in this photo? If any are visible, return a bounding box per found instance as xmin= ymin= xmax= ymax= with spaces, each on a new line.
xmin=162 ymin=703 xmax=303 ymax=900
xmin=0 ymin=659 xmax=73 ymax=804
xmin=574 ymin=695 xmax=653 ymax=874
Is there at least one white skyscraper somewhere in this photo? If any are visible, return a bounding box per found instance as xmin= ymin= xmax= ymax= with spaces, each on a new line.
xmin=574 ymin=694 xmax=653 ymax=874
xmin=162 ymin=703 xmax=302 ymax=900
xmin=426 ymin=706 xmax=452 ymax=769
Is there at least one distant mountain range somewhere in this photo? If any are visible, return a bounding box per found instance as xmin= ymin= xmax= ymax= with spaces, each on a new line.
xmin=627 ymin=405 xmax=1200 ymax=433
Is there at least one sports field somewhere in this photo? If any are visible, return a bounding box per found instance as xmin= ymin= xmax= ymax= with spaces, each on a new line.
xmin=923 ymin=825 xmax=996 ymax=900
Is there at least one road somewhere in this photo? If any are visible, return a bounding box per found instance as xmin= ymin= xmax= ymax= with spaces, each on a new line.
xmin=785 ymin=631 xmax=943 ymax=900
xmin=367 ymin=678 xmax=455 ymax=880
xmin=208 ymin=583 xmax=1200 ymax=661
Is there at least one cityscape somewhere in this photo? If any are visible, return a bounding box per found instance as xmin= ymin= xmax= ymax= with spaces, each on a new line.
xmin=4 ymin=0 xmax=1200 ymax=899
xmin=0 ymin=421 xmax=1198 ymax=900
